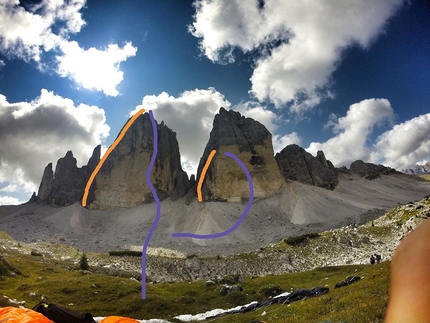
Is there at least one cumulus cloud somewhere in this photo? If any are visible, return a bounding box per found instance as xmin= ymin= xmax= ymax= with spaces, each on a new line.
xmin=57 ymin=41 xmax=137 ymax=96
xmin=235 ymin=101 xmax=300 ymax=154
xmin=272 ymin=133 xmax=301 ymax=154
xmin=0 ymin=0 xmax=136 ymax=96
xmin=190 ymin=0 xmax=404 ymax=111
xmin=0 ymin=89 xmax=110 ymax=196
xmin=0 ymin=184 xmax=19 ymax=193
xmin=371 ymin=113 xmax=430 ymax=169
xmin=306 ymin=98 xmax=394 ymax=167
xmin=0 ymin=195 xmax=25 ymax=206
xmin=235 ymin=101 xmax=279 ymax=133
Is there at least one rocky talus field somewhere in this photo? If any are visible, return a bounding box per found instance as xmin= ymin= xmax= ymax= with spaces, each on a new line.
xmin=1 ymin=195 xmax=429 ymax=284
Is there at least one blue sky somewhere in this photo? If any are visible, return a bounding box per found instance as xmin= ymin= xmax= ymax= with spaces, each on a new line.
xmin=0 ymin=0 xmax=429 ymax=205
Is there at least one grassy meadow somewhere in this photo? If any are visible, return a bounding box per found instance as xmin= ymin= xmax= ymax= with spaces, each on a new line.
xmin=1 ymin=247 xmax=390 ymax=323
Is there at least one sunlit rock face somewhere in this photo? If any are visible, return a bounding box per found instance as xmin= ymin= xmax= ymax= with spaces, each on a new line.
xmin=88 ymin=113 xmax=189 ymax=209
xmin=197 ymin=107 xmax=284 ymax=202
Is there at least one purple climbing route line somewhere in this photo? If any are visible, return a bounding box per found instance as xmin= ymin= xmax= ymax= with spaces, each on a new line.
xmin=142 ymin=110 xmax=160 ymax=299
xmin=172 ymin=151 xmax=254 ymax=239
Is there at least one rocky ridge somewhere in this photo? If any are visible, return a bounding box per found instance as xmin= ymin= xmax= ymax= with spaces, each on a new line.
xmin=275 ymin=144 xmax=339 ymax=190
xmin=37 ymin=146 xmax=100 ymax=206
xmin=403 ymin=162 xmax=430 ymax=175
xmin=343 ymin=160 xmax=398 ymax=180
xmin=34 ymin=108 xmax=406 ymax=208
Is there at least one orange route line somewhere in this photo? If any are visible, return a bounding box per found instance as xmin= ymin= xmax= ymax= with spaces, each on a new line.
xmin=82 ymin=109 xmax=146 ymax=207
xmin=197 ymin=149 xmax=216 ymax=202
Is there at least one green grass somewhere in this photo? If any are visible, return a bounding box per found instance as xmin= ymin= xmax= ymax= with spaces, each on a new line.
xmin=416 ymin=174 xmax=430 ymax=182
xmin=0 ymin=249 xmax=391 ymax=323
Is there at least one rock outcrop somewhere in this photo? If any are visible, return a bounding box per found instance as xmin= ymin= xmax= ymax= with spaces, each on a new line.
xmin=349 ymin=160 xmax=398 ymax=180
xmin=275 ymin=144 xmax=338 ymax=190
xmin=36 ymin=146 xmax=101 ymax=206
xmin=196 ymin=107 xmax=284 ymax=202
xmin=88 ymin=113 xmax=189 ymax=209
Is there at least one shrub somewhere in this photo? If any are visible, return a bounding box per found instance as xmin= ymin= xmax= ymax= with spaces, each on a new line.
xmin=31 ymin=250 xmax=42 ymax=257
xmin=284 ymin=233 xmax=319 ymax=246
xmin=80 ymin=253 xmax=89 ymax=270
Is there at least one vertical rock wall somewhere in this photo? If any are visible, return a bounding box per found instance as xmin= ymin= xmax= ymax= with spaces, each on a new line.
xmin=197 ymin=107 xmax=284 ymax=202
xmin=88 ymin=113 xmax=189 ymax=209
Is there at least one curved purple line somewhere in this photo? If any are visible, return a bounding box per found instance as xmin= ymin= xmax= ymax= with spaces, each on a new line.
xmin=172 ymin=151 xmax=254 ymax=239
xmin=142 ymin=110 xmax=160 ymax=299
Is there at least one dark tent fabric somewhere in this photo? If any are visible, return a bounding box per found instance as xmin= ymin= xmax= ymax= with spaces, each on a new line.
xmin=33 ymin=303 xmax=97 ymax=323
xmin=206 ymin=286 xmax=330 ymax=319
xmin=334 ymin=276 xmax=361 ymax=289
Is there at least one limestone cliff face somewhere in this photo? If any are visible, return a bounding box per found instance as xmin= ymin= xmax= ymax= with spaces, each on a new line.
xmin=275 ymin=144 xmax=338 ymax=190
xmin=36 ymin=146 xmax=101 ymax=206
xmin=197 ymin=107 xmax=284 ymax=202
xmin=37 ymin=163 xmax=54 ymax=202
xmin=88 ymin=113 xmax=189 ymax=209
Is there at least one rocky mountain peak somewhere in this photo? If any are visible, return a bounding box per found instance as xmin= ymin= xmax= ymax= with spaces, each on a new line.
xmin=36 ymin=146 xmax=100 ymax=206
xmin=36 ymin=113 xmax=190 ymax=208
xmin=402 ymin=162 xmax=430 ymax=175
xmin=275 ymin=144 xmax=339 ymax=190
xmin=87 ymin=112 xmax=190 ymax=209
xmin=197 ymin=107 xmax=284 ymax=201
xmin=211 ymin=106 xmax=271 ymax=150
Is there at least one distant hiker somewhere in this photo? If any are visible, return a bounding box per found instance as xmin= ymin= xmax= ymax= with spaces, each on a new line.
xmin=375 ymin=254 xmax=382 ymax=264
xmin=370 ymin=254 xmax=375 ymax=265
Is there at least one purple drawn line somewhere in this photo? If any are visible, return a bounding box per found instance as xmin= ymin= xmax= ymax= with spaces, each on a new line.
xmin=172 ymin=151 xmax=254 ymax=239
xmin=142 ymin=110 xmax=160 ymax=299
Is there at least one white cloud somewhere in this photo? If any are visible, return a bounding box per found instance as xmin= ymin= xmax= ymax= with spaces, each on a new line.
xmin=0 ymin=184 xmax=19 ymax=193
xmin=0 ymin=195 xmax=24 ymax=206
xmin=57 ymin=41 xmax=137 ymax=96
xmin=132 ymin=88 xmax=231 ymax=177
xmin=235 ymin=101 xmax=279 ymax=133
xmin=234 ymin=101 xmax=301 ymax=154
xmin=306 ymin=98 xmax=394 ymax=167
xmin=0 ymin=89 xmax=110 ymax=195
xmin=371 ymin=113 xmax=430 ymax=169
xmin=190 ymin=0 xmax=404 ymax=111
xmin=0 ymin=0 xmax=136 ymax=96
xmin=273 ymin=133 xmax=301 ymax=154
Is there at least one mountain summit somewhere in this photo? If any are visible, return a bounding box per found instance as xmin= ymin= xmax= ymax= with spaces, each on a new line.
xmin=197 ymin=107 xmax=284 ymax=202
xmin=35 ymin=108 xmax=397 ymax=208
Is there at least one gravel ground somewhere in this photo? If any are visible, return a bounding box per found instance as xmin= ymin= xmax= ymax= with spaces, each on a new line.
xmin=0 ymin=173 xmax=429 ymax=258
